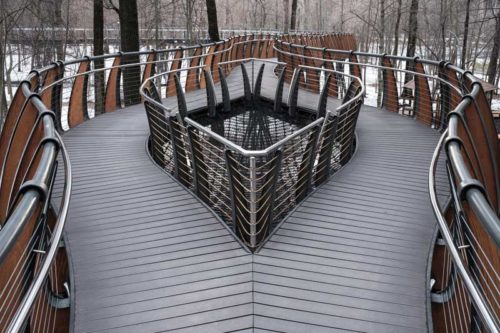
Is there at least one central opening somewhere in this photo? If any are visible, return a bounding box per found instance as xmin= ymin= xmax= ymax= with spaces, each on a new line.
xmin=193 ymin=99 xmax=314 ymax=150
xmin=143 ymin=57 xmax=363 ymax=251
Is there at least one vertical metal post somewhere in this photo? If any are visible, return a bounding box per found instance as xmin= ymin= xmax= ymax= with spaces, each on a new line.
xmin=249 ymin=156 xmax=257 ymax=248
xmin=251 ymin=59 xmax=255 ymax=94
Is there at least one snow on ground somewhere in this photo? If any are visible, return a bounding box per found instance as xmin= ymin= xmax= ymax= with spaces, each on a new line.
xmin=3 ymin=43 xmax=500 ymax=114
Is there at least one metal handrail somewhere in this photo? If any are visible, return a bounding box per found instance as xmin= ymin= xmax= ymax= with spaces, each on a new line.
xmin=6 ymin=131 xmax=72 ymax=333
xmin=141 ymin=58 xmax=364 ymax=157
xmin=429 ymin=129 xmax=499 ymax=333
xmin=275 ymin=39 xmax=500 ymax=331
xmin=0 ymin=80 xmax=72 ymax=331
xmin=273 ymin=43 xmax=464 ymax=95
xmin=184 ymin=116 xmax=325 ymax=157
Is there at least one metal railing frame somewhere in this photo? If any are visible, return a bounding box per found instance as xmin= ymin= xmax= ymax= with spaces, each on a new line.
xmin=141 ymin=56 xmax=365 ymax=249
xmin=0 ymin=75 xmax=72 ymax=333
xmin=3 ymin=31 xmax=497 ymax=332
xmin=273 ymin=39 xmax=499 ymax=333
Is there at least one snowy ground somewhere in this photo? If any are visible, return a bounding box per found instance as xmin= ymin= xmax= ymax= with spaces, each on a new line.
xmin=3 ymin=43 xmax=500 ymax=112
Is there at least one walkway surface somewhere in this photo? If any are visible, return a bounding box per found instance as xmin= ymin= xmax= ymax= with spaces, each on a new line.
xmin=53 ymin=85 xmax=445 ymax=332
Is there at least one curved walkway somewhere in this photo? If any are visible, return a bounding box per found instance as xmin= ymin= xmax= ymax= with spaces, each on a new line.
xmin=55 ymin=102 xmax=445 ymax=332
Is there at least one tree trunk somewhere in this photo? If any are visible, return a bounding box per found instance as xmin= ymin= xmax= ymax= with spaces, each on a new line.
xmin=440 ymin=0 xmax=447 ymax=59
xmin=0 ymin=22 xmax=6 ymax=129
xmin=119 ymin=0 xmax=141 ymax=106
xmin=406 ymin=0 xmax=419 ymax=59
xmin=94 ymin=0 xmax=105 ymax=115
xmin=290 ymin=0 xmax=298 ymax=31
xmin=392 ymin=0 xmax=401 ymax=55
xmin=377 ymin=0 xmax=385 ymax=106
xmin=340 ymin=0 xmax=345 ymax=30
xmin=206 ymin=0 xmax=220 ymax=41
xmin=403 ymin=0 xmax=419 ymax=91
xmin=460 ymin=0 xmax=470 ymax=69
xmin=487 ymin=16 xmax=500 ymax=85
xmin=184 ymin=0 xmax=194 ymax=41
xmin=283 ymin=0 xmax=289 ymax=33
xmin=154 ymin=0 xmax=160 ymax=49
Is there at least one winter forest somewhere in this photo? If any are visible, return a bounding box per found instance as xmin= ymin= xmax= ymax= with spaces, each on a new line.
xmin=1 ymin=0 xmax=500 ymax=121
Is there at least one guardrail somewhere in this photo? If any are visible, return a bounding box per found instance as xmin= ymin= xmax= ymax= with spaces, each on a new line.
xmin=272 ymin=37 xmax=500 ymax=332
xmin=141 ymin=54 xmax=364 ymax=250
xmin=3 ymin=30 xmax=495 ymax=332
xmin=0 ymin=75 xmax=72 ymax=332
xmin=0 ymin=33 xmax=356 ymax=331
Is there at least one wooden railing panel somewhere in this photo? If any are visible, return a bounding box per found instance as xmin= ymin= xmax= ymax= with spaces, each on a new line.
xmin=0 ymin=99 xmax=40 ymax=222
xmin=141 ymin=51 xmax=156 ymax=85
xmin=0 ymin=81 xmax=34 ymax=188
xmin=68 ymin=59 xmax=90 ymax=127
xmin=185 ymin=46 xmax=203 ymax=92
xmin=166 ymin=49 xmax=183 ymax=97
xmin=104 ymin=56 xmax=121 ymax=113
xmin=381 ymin=57 xmax=399 ymax=112
xmin=414 ymin=61 xmax=433 ymax=126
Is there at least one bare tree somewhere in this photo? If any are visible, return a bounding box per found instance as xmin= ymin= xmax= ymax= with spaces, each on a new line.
xmin=377 ymin=0 xmax=385 ymax=106
xmin=206 ymin=0 xmax=220 ymax=41
xmin=290 ymin=0 xmax=297 ymax=31
xmin=105 ymin=0 xmax=141 ymax=105
xmin=392 ymin=0 xmax=402 ymax=55
xmin=181 ymin=0 xmax=195 ymax=41
xmin=94 ymin=0 xmax=105 ymax=115
xmin=283 ymin=0 xmax=289 ymax=33
xmin=487 ymin=5 xmax=500 ymax=85
xmin=460 ymin=0 xmax=471 ymax=69
xmin=406 ymin=0 xmax=419 ymax=59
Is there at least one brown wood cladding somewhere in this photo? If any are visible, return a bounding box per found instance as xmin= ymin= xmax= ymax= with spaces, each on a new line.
xmin=0 ymin=100 xmax=39 ymax=222
xmin=104 ymin=56 xmax=121 ymax=112
xmin=141 ymin=51 xmax=156 ymax=87
xmin=0 ymin=82 xmax=35 ymax=207
xmin=185 ymin=46 xmax=203 ymax=92
xmin=413 ymin=61 xmax=433 ymax=126
xmin=0 ymin=201 xmax=42 ymax=332
xmin=68 ymin=60 xmax=90 ymax=127
xmin=166 ymin=49 xmax=183 ymax=97
xmin=381 ymin=57 xmax=399 ymax=112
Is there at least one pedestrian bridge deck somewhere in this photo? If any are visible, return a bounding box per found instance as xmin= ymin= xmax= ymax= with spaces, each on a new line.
xmin=53 ymin=96 xmax=446 ymax=332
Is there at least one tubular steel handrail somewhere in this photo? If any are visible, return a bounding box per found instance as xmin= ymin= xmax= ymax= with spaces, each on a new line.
xmin=273 ymin=37 xmax=499 ymax=333
xmin=6 ymin=131 xmax=72 ymax=333
xmin=2 ymin=31 xmax=498 ymax=332
xmin=140 ymin=56 xmax=365 ymax=249
xmin=184 ymin=116 xmax=325 ymax=157
xmin=0 ymin=33 xmax=357 ymax=332
xmin=430 ymin=129 xmax=499 ymax=333
xmin=0 ymin=76 xmax=72 ymax=331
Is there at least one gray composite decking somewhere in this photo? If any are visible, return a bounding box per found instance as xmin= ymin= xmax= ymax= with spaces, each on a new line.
xmin=53 ymin=67 xmax=446 ymax=332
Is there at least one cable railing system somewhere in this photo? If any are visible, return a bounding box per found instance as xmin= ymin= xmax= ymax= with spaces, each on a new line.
xmin=0 ymin=33 xmax=355 ymax=332
xmin=0 ymin=74 xmax=72 ymax=332
xmin=272 ymin=35 xmax=499 ymax=333
xmin=140 ymin=46 xmax=365 ymax=250
xmin=0 ymin=31 xmax=498 ymax=332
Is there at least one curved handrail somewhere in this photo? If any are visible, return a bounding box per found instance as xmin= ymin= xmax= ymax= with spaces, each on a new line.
xmin=0 ymin=78 xmax=72 ymax=331
xmin=273 ymin=37 xmax=499 ymax=332
xmin=2 ymin=31 xmax=497 ymax=331
xmin=6 ymin=130 xmax=72 ymax=333
xmin=430 ymin=129 xmax=499 ymax=332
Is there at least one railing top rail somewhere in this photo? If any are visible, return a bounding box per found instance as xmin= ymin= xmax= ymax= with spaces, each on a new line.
xmin=140 ymin=57 xmax=365 ymax=157
xmin=6 ymin=129 xmax=72 ymax=333
xmin=430 ymin=129 xmax=500 ymax=333
xmin=184 ymin=116 xmax=326 ymax=157
xmin=218 ymin=58 xmax=286 ymax=66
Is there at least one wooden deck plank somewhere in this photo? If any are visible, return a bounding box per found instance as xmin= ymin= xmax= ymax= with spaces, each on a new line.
xmin=254 ymin=108 xmax=440 ymax=332
xmin=55 ymin=64 xmax=443 ymax=332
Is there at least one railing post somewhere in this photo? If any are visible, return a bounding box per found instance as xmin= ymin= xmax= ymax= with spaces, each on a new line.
xmin=249 ymin=156 xmax=257 ymax=249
